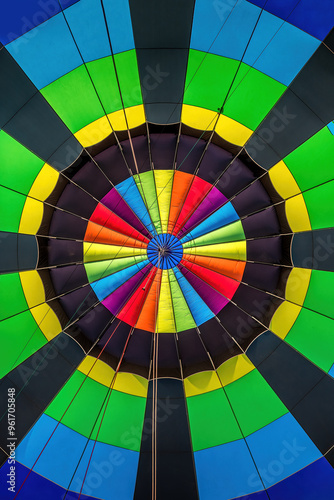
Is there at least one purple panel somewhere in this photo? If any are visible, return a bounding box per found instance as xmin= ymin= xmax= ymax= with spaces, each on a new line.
xmin=49 ymin=209 xmax=87 ymax=240
xmin=94 ymin=143 xmax=129 ymax=185
xmin=47 ymin=239 xmax=83 ymax=266
xmin=199 ymin=317 xmax=242 ymax=367
xmin=231 ymin=181 xmax=271 ymax=218
xmin=57 ymin=184 xmax=97 ymax=219
xmin=243 ymin=262 xmax=281 ymax=294
xmin=217 ymin=302 xmax=266 ymax=351
xmin=50 ymin=264 xmax=88 ymax=295
xmin=178 ymin=186 xmax=227 ymax=238
xmin=177 ymin=329 xmax=212 ymax=377
xmin=176 ymin=135 xmax=206 ymax=174
xmin=177 ymin=263 xmax=228 ymax=314
xmin=217 ymin=159 xmax=258 ymax=198
xmin=150 ymin=133 xmax=177 ymax=170
xmin=197 ymin=142 xmax=233 ymax=182
xmin=247 ymin=237 xmax=283 ymax=264
xmin=101 ymin=188 xmax=151 ymax=239
xmin=242 ymin=206 xmax=280 ymax=239
xmin=102 ymin=264 xmax=152 ymax=315
xmin=72 ymin=159 xmax=111 ymax=199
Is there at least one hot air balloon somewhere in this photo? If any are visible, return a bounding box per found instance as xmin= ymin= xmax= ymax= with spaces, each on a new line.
xmin=0 ymin=0 xmax=334 ymax=499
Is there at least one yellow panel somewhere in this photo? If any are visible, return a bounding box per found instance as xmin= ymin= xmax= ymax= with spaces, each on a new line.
xmin=29 ymin=163 xmax=59 ymax=200
xmin=269 ymin=161 xmax=300 ymax=199
xmin=270 ymin=301 xmax=301 ymax=339
xmin=114 ymin=372 xmax=148 ymax=397
xmin=181 ymin=105 xmax=252 ymax=147
xmin=83 ymin=242 xmax=147 ymax=263
xmin=215 ymin=113 xmax=253 ymax=146
xmin=30 ymin=303 xmax=62 ymax=341
xmin=19 ymin=198 xmax=44 ymax=235
xmin=285 ymin=268 xmax=312 ymax=306
xmin=184 ymin=371 xmax=221 ymax=397
xmin=156 ymin=271 xmax=176 ymax=333
xmin=286 ymin=194 xmax=311 ymax=232
xmin=78 ymin=356 xmax=115 ymax=386
xmin=20 ymin=270 xmax=45 ymax=307
xmin=183 ymin=241 xmax=246 ymax=261
xmin=75 ymin=105 xmax=146 ymax=147
xmin=217 ymin=354 xmax=255 ymax=386
xmin=154 ymin=170 xmax=174 ymax=233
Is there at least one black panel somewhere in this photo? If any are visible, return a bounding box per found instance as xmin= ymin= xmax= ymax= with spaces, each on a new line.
xmin=232 ymin=284 xmax=282 ymax=327
xmin=94 ymin=143 xmax=130 ymax=184
xmin=177 ymin=329 xmax=212 ymax=377
xmin=157 ymin=333 xmax=181 ymax=379
xmin=199 ymin=317 xmax=242 ymax=368
xmin=242 ymin=262 xmax=281 ymax=294
xmin=0 ymin=232 xmax=38 ymax=273
xmin=71 ymin=160 xmax=112 ymax=199
xmin=197 ymin=142 xmax=233 ymax=181
xmin=216 ymin=159 xmax=258 ymax=198
xmin=176 ymin=135 xmax=206 ymax=173
xmin=232 ymin=181 xmax=271 ymax=217
xmin=58 ymin=286 xmax=97 ymax=322
xmin=150 ymin=134 xmax=177 ymax=170
xmin=49 ymin=264 xmax=88 ymax=295
xmin=48 ymin=209 xmax=87 ymax=239
xmin=242 ymin=206 xmax=281 ymax=238
xmin=121 ymin=329 xmax=152 ymax=378
xmin=0 ymin=333 xmax=84 ymax=466
xmin=292 ymin=228 xmax=334 ymax=271
xmin=247 ymin=236 xmax=286 ymax=264
xmin=247 ymin=331 xmax=334 ymax=455
xmin=56 ymin=183 xmax=97 ymax=219
xmin=134 ymin=378 xmax=198 ymax=500
xmin=47 ymin=238 xmax=83 ymax=266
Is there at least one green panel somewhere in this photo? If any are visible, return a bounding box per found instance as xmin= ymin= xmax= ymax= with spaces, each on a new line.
xmin=184 ymin=50 xmax=285 ymax=130
xmin=183 ymin=220 xmax=245 ymax=249
xmin=223 ymin=63 xmax=286 ymax=131
xmin=45 ymin=370 xmax=109 ymax=438
xmin=225 ymin=369 xmax=287 ymax=437
xmin=168 ymin=269 xmax=196 ymax=331
xmin=184 ymin=50 xmax=238 ymax=114
xmin=303 ymin=180 xmax=334 ymax=230
xmin=286 ymin=307 xmax=334 ymax=372
xmin=0 ymin=132 xmax=43 ymax=194
xmin=303 ymin=269 xmax=334 ymax=319
xmin=114 ymin=50 xmax=143 ymax=109
xmin=0 ymin=186 xmax=26 ymax=233
xmin=134 ymin=171 xmax=162 ymax=233
xmin=0 ymin=273 xmax=27 ymax=321
xmin=41 ymin=64 xmax=105 ymax=133
xmin=284 ymin=127 xmax=334 ymax=192
xmin=0 ymin=311 xmax=46 ymax=378
xmin=186 ymin=388 xmax=242 ymax=451
xmin=98 ymin=389 xmax=146 ymax=451
xmin=84 ymin=255 xmax=147 ymax=283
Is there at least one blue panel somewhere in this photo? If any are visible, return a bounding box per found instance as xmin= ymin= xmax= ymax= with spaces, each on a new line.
xmin=180 ymin=202 xmax=239 ymax=244
xmin=173 ymin=267 xmax=214 ymax=325
xmin=243 ymin=11 xmax=320 ymax=86
xmin=195 ymin=439 xmax=262 ymax=500
xmin=247 ymin=0 xmax=334 ymax=40
xmin=65 ymin=0 xmax=111 ymax=62
xmin=6 ymin=13 xmax=82 ymax=89
xmin=92 ymin=260 xmax=149 ymax=300
xmin=0 ymin=0 xmax=78 ymax=45
xmin=246 ymin=413 xmax=322 ymax=489
xmin=327 ymin=122 xmax=334 ymax=136
xmin=116 ymin=177 xmax=157 ymax=236
xmin=268 ymin=457 xmax=334 ymax=500
xmin=103 ymin=0 xmax=135 ymax=54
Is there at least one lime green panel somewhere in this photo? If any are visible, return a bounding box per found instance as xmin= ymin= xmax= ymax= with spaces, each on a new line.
xmin=286 ymin=308 xmax=334 ymax=372
xmin=183 ymin=220 xmax=245 ymax=249
xmin=98 ymin=389 xmax=146 ymax=451
xmin=284 ymin=127 xmax=334 ymax=192
xmin=41 ymin=64 xmax=105 ymax=133
xmin=0 ymin=187 xmax=26 ymax=232
xmin=303 ymin=181 xmax=334 ymax=230
xmin=187 ymin=388 xmax=242 ymax=451
xmin=225 ymin=369 xmax=287 ymax=436
xmin=168 ymin=269 xmax=196 ymax=331
xmin=223 ymin=63 xmax=286 ymax=130
xmin=134 ymin=171 xmax=162 ymax=233
xmin=84 ymin=255 xmax=147 ymax=283
xmin=45 ymin=370 xmax=108 ymax=438
xmin=303 ymin=269 xmax=334 ymax=319
xmin=0 ymin=311 xmax=46 ymax=378
xmin=184 ymin=50 xmax=285 ymax=130
xmin=0 ymin=273 xmax=27 ymax=321
xmin=0 ymin=132 xmax=43 ymax=194
xmin=114 ymin=50 xmax=143 ymax=109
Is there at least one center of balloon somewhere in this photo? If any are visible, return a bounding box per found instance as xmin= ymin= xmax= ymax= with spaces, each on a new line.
xmin=147 ymin=233 xmax=183 ymax=270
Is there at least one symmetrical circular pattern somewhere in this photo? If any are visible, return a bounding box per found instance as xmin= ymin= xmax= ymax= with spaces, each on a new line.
xmin=147 ymin=234 xmax=183 ymax=269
